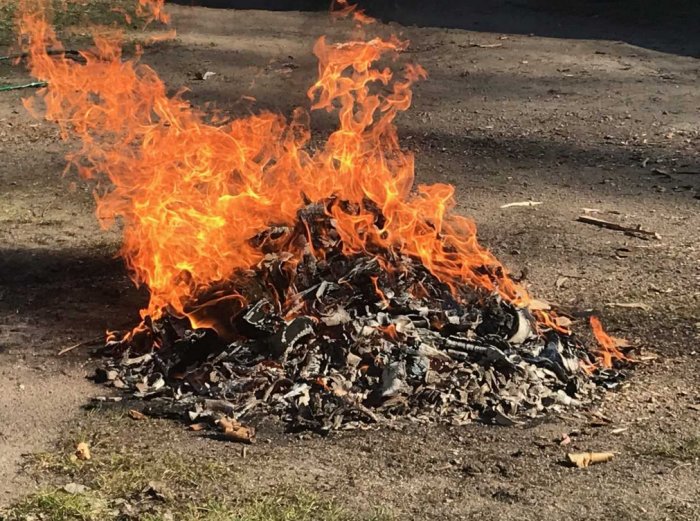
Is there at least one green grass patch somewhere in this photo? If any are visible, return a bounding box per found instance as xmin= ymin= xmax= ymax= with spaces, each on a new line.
xmin=139 ymin=493 xmax=393 ymax=521
xmin=3 ymin=490 xmax=109 ymax=521
xmin=22 ymin=412 xmax=232 ymax=500
xmin=2 ymin=411 xmax=393 ymax=521
xmin=0 ymin=0 xmax=141 ymax=47
xmin=4 ymin=490 xmax=393 ymax=521
xmin=0 ymin=2 xmax=15 ymax=46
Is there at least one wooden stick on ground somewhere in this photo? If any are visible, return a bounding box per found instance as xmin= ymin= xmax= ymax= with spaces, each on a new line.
xmin=58 ymin=336 xmax=104 ymax=356
xmin=576 ymin=215 xmax=661 ymax=239
xmin=500 ymin=201 xmax=543 ymax=209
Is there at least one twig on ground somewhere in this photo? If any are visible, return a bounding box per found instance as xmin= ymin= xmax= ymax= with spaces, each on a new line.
xmin=500 ymin=201 xmax=543 ymax=209
xmin=576 ymin=215 xmax=661 ymax=239
xmin=58 ymin=336 xmax=104 ymax=356
xmin=469 ymin=43 xmax=503 ymax=49
xmin=606 ymin=302 xmax=652 ymax=312
xmin=670 ymin=462 xmax=693 ymax=476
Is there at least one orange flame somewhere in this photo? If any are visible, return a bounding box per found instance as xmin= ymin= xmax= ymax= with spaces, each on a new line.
xmin=589 ymin=316 xmax=628 ymax=368
xmin=331 ymin=0 xmax=376 ymax=25
xmin=370 ymin=275 xmax=390 ymax=308
xmin=380 ymin=323 xmax=399 ymax=340
xmin=17 ymin=0 xmax=532 ymax=329
xmin=136 ymin=0 xmax=170 ymax=25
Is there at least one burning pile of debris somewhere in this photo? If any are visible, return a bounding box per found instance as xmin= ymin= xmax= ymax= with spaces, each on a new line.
xmin=16 ymin=1 xmax=630 ymax=435
xmin=98 ymin=198 xmax=626 ymax=433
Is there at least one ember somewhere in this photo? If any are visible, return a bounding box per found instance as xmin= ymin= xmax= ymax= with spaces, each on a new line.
xmin=17 ymin=0 xmax=629 ymax=432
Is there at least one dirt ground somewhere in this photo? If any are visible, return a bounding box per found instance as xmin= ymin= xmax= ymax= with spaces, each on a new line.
xmin=1 ymin=2 xmax=699 ymax=519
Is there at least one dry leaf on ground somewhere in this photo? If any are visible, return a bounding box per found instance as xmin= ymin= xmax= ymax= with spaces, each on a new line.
xmin=567 ymin=451 xmax=615 ymax=468
xmin=217 ymin=417 xmax=255 ymax=444
xmin=75 ymin=442 xmax=91 ymax=461
xmin=128 ymin=409 xmax=147 ymax=420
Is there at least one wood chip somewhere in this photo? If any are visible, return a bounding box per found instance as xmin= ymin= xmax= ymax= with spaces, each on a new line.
xmin=128 ymin=409 xmax=147 ymax=421
xmin=610 ymin=427 xmax=628 ymax=435
xmin=470 ymin=43 xmax=503 ymax=48
xmin=576 ymin=215 xmax=660 ymax=240
xmin=636 ymin=353 xmax=659 ymax=362
xmin=217 ymin=417 xmax=255 ymax=444
xmin=222 ymin=424 xmax=255 ymax=443
xmin=75 ymin=442 xmax=91 ymax=461
xmin=500 ymin=201 xmax=543 ymax=209
xmin=554 ymin=316 xmax=572 ymax=328
xmin=567 ymin=451 xmax=615 ymax=468
xmin=188 ymin=422 xmax=209 ymax=431
xmin=605 ymin=302 xmax=652 ymax=312
xmin=589 ymin=413 xmax=613 ymax=427
xmin=555 ymin=276 xmax=569 ymax=289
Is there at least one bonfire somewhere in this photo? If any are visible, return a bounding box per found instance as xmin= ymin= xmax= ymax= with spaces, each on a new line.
xmin=16 ymin=0 xmax=628 ymax=433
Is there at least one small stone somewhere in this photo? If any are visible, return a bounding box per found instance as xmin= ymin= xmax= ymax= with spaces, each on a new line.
xmin=63 ymin=483 xmax=89 ymax=494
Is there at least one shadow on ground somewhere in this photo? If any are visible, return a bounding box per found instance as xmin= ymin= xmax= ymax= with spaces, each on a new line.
xmin=0 ymin=248 xmax=144 ymax=351
xmin=168 ymin=0 xmax=700 ymax=58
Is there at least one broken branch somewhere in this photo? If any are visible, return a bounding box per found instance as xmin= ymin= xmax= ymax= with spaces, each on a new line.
xmin=576 ymin=215 xmax=660 ymax=240
xmin=469 ymin=43 xmax=503 ymax=49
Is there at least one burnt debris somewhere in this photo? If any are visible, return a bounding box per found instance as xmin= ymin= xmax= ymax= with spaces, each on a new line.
xmin=98 ymin=200 xmax=626 ymax=433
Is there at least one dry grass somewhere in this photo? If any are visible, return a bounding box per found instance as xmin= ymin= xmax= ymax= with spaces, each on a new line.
xmin=4 ymin=491 xmax=109 ymax=521
xmin=21 ymin=410 xmax=232 ymax=497
xmin=5 ymin=490 xmax=393 ymax=521
xmin=2 ymin=409 xmax=393 ymax=521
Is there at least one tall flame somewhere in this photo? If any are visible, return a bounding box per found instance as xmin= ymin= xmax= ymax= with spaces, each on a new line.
xmin=136 ymin=0 xmax=169 ymax=24
xmin=13 ymin=0 xmax=550 ymax=345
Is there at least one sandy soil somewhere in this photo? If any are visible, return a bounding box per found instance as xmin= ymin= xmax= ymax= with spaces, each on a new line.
xmin=1 ymin=2 xmax=699 ymax=518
